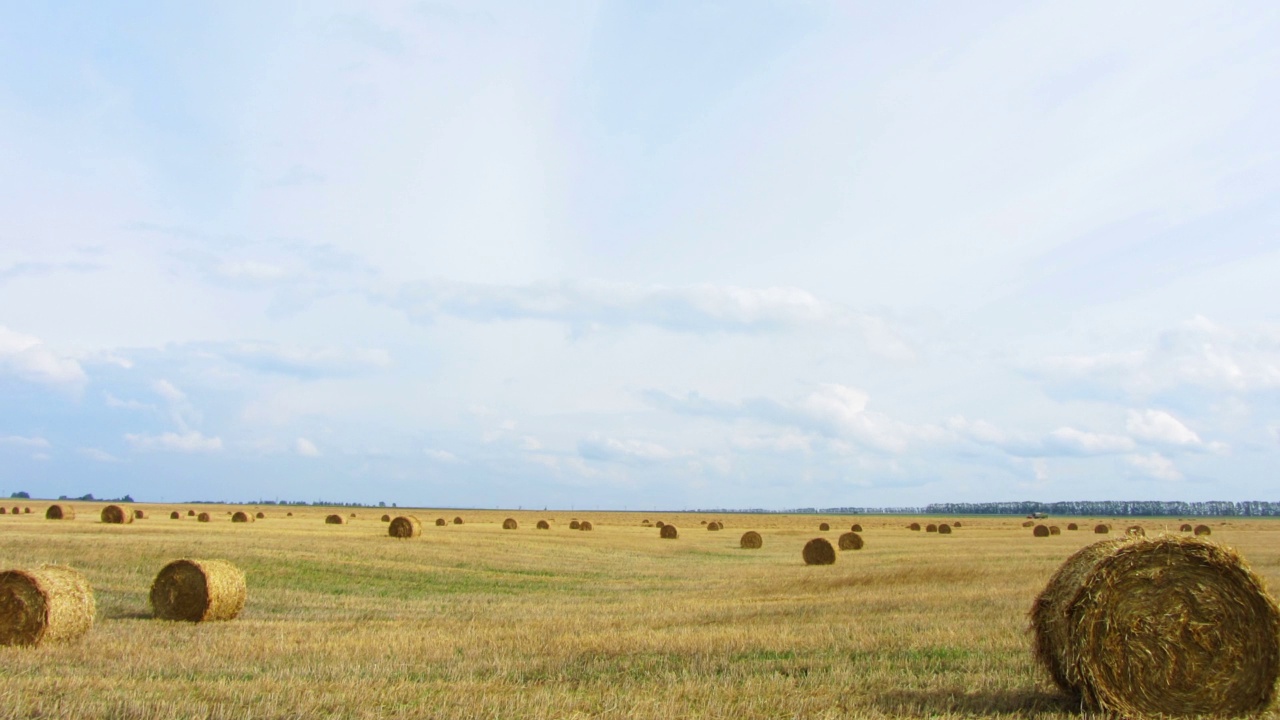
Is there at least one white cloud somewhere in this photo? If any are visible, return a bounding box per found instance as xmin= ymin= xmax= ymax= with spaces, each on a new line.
xmin=105 ymin=392 xmax=154 ymax=411
xmin=295 ymin=437 xmax=320 ymax=457
xmin=424 ymin=448 xmax=459 ymax=463
xmin=0 ymin=435 xmax=50 ymax=449
xmin=1044 ymin=427 xmax=1135 ymax=455
xmin=519 ymin=436 xmax=542 ymax=451
xmin=0 ymin=325 xmax=87 ymax=387
xmin=579 ymin=436 xmax=680 ymax=464
xmin=1127 ymin=452 xmax=1183 ymax=481
xmin=217 ymin=342 xmax=391 ymax=377
xmin=1126 ymin=409 xmax=1202 ymax=447
xmin=152 ymin=379 xmax=186 ymax=403
xmin=216 ymin=260 xmax=291 ymax=282
xmin=78 ymin=447 xmax=120 ymax=463
xmin=125 ymin=431 xmax=223 ymax=452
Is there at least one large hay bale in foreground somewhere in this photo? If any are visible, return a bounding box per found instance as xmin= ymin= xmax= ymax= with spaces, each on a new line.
xmin=324 ymin=514 xmax=345 ymax=525
xmin=1033 ymin=524 xmax=1050 ymax=537
xmin=569 ymin=520 xmax=581 ymax=530
xmin=740 ymin=531 xmax=762 ymax=549
xmin=937 ymin=523 xmax=952 ymax=534
xmin=169 ymin=511 xmax=181 ymax=520
xmin=388 ymin=516 xmax=422 ymax=539
xmin=851 ymin=523 xmax=863 ymax=532
xmin=819 ymin=522 xmax=830 ymax=531
xmin=838 ymin=532 xmax=864 ymax=550
xmin=231 ymin=511 xmax=253 ymax=523
xmin=1030 ymin=536 xmax=1280 ymax=717
xmin=502 ymin=518 xmax=518 ymax=530
xmin=1195 ymin=524 xmax=1212 ymax=536
xmin=197 ymin=512 xmax=211 ymax=522
xmin=803 ymin=538 xmax=836 ymax=565
xmin=579 ymin=521 xmax=593 ymax=531
xmin=435 ymin=518 xmax=447 ymax=527
xmin=537 ymin=520 xmax=550 ymax=530
xmin=150 ymin=559 xmax=246 ymax=622
xmin=100 ymin=505 xmax=132 ymax=524
xmin=660 ymin=524 xmax=678 ymax=539
xmin=908 ymin=522 xmax=921 ymax=531
xmin=1093 ymin=524 xmax=1109 ymax=534
xmin=0 ymin=565 xmax=95 ymax=646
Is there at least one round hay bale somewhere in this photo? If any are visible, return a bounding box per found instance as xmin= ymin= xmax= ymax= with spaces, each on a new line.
xmin=1125 ymin=525 xmax=1145 ymax=537
xmin=502 ymin=518 xmax=518 ymax=530
xmin=819 ymin=522 xmax=830 ymax=531
xmin=838 ymin=532 xmax=864 ymax=550
xmin=0 ymin=507 xmax=7 ymax=515
xmin=1195 ymin=524 xmax=1212 ymax=536
xmin=537 ymin=520 xmax=550 ymax=530
xmin=197 ymin=512 xmax=210 ymax=523
xmin=453 ymin=517 xmax=463 ymax=525
xmin=349 ymin=513 xmax=356 ymax=518
xmin=660 ymin=524 xmax=678 ymax=539
xmin=579 ymin=521 xmax=593 ymax=531
xmin=802 ymin=538 xmax=836 ymax=565
xmin=388 ymin=516 xmax=422 ymax=539
xmin=937 ymin=523 xmax=952 ymax=535
xmin=24 ymin=507 xmax=31 ymax=514
xmin=952 ymin=521 xmax=962 ymax=528
xmin=1022 ymin=520 xmax=1035 ymax=528
xmin=1030 ymin=536 xmax=1280 ymax=717
xmin=435 ymin=518 xmax=447 ymax=527
xmin=700 ymin=520 xmax=707 ymax=525
xmin=286 ymin=512 xmax=293 ymax=517
xmin=908 ymin=522 xmax=921 ymax=531
xmin=44 ymin=504 xmax=73 ymax=520
xmin=1033 ymin=524 xmax=1050 ymax=537
xmin=708 ymin=522 xmax=722 ymax=531
xmin=255 ymin=512 xmax=265 ymax=519
xmin=134 ymin=509 xmax=146 ymax=520
xmin=231 ymin=511 xmax=254 ymax=523
xmin=739 ymin=531 xmax=762 ymax=549
xmin=169 ymin=511 xmax=180 ymax=520
xmin=641 ymin=519 xmax=651 ymax=526
xmin=851 ymin=523 xmax=863 ymax=532
xmin=926 ymin=523 xmax=938 ymax=533
xmin=656 ymin=521 xmax=665 ymax=529
xmin=100 ymin=505 xmax=133 ymax=524
xmin=0 ymin=565 xmax=95 ymax=646
xmin=1049 ymin=525 xmax=1061 ymax=536
xmin=1180 ymin=523 xmax=1193 ymax=532
xmin=1093 ymin=524 xmax=1109 ymax=534
xmin=381 ymin=514 xmax=391 ymax=522
xmin=1067 ymin=523 xmax=1078 ymax=531
xmin=569 ymin=520 xmax=581 ymax=530
xmin=149 ymin=559 xmax=246 ymax=622
xmin=187 ymin=510 xmax=195 ymax=516
xmin=324 ymin=514 xmax=345 ymax=525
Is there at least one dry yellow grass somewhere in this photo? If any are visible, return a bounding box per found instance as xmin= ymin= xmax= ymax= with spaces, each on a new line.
xmin=2 ymin=505 xmax=1280 ymax=719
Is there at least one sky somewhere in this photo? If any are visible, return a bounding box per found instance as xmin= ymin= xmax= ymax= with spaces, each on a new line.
xmin=2 ymin=1 xmax=1279 ymax=510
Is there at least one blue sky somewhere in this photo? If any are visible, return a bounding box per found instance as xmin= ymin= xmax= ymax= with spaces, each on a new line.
xmin=2 ymin=1 xmax=1279 ymax=509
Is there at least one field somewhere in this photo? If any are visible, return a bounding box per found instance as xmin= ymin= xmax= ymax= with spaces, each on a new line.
xmin=3 ymin=505 xmax=1280 ymax=719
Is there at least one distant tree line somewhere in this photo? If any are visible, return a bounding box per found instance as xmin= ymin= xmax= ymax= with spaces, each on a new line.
xmin=698 ymin=501 xmax=1280 ymax=517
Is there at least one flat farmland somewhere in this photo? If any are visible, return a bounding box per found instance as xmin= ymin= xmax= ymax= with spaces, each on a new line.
xmin=3 ymin=506 xmax=1279 ymax=719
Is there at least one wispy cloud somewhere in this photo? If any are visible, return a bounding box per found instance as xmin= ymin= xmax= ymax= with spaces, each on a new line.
xmin=0 ymin=435 xmax=50 ymax=449
xmin=0 ymin=326 xmax=87 ymax=387
xmin=78 ymin=447 xmax=121 ymax=463
xmin=125 ymin=431 xmax=223 ymax=453
xmin=295 ymin=437 xmax=320 ymax=457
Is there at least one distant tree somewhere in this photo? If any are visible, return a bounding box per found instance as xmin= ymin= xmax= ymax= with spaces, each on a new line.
xmin=379 ymin=501 xmax=386 ymax=507
xmin=10 ymin=491 xmax=30 ymax=498
xmin=121 ymin=494 xmax=134 ymax=503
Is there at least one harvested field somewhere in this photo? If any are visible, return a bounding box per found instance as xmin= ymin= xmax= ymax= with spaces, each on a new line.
xmin=4 ymin=506 xmax=1279 ymax=719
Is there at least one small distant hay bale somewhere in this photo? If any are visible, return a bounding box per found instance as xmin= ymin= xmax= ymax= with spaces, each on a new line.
xmin=197 ymin=512 xmax=211 ymax=522
xmin=569 ymin=520 xmax=581 ymax=529
xmin=134 ymin=509 xmax=146 ymax=519
xmin=851 ymin=523 xmax=863 ymax=532
xmin=169 ymin=511 xmax=180 ymax=520
xmin=708 ymin=522 xmax=722 ymax=531
xmin=1049 ymin=526 xmax=1061 ymax=536
xmin=838 ymin=532 xmax=864 ymax=550
xmin=435 ymin=518 xmax=447 ymax=526
xmin=349 ymin=513 xmax=356 ymax=518
xmin=1180 ymin=523 xmax=1193 ymax=532
xmin=579 ymin=521 xmax=593 ymax=531
xmin=656 ymin=521 xmax=665 ymax=529
xmin=937 ymin=523 xmax=952 ymax=534
xmin=0 ymin=507 xmax=6 ymax=515
xmin=1022 ymin=520 xmax=1035 ymax=528
xmin=255 ymin=512 xmax=265 ymax=519
xmin=1033 ymin=524 xmax=1050 ymax=537
xmin=453 ymin=517 xmax=463 ymax=525
xmin=231 ymin=511 xmax=254 ymax=523
xmin=325 ymin=514 xmax=345 ymax=525
xmin=908 ymin=522 xmax=921 ymax=531
xmin=537 ymin=520 xmax=550 ymax=530
xmin=187 ymin=510 xmax=195 ymax=516
xmin=739 ymin=531 xmax=762 ymax=549
xmin=926 ymin=523 xmax=938 ymax=533
xmin=388 ymin=516 xmax=422 ymax=539
xmin=641 ymin=519 xmax=651 ymax=526
xmin=381 ymin=514 xmax=391 ymax=522
xmin=286 ymin=512 xmax=293 ymax=517
xmin=0 ymin=565 xmax=95 ymax=646
xmin=503 ymin=518 xmax=518 ymax=530
xmin=1195 ymin=524 xmax=1212 ymax=536
xmin=1030 ymin=536 xmax=1280 ymax=717
xmin=819 ymin=522 xmax=830 ymax=531
xmin=150 ymin=559 xmax=246 ymax=622
xmin=803 ymin=538 xmax=836 ymax=565
xmin=952 ymin=521 xmax=962 ymax=528
xmin=1125 ymin=525 xmax=1145 ymax=537
xmin=700 ymin=520 xmax=707 ymax=525
xmin=1067 ymin=523 xmax=1078 ymax=531
xmin=24 ymin=507 xmax=32 ymax=514
xmin=100 ymin=505 xmax=133 ymax=524
xmin=1093 ymin=524 xmax=1109 ymax=534
xmin=45 ymin=505 xmax=74 ymax=521
xmin=660 ymin=524 xmax=678 ymax=539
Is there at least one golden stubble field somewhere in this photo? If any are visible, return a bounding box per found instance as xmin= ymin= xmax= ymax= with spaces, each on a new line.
xmin=3 ymin=504 xmax=1279 ymax=720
